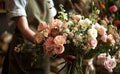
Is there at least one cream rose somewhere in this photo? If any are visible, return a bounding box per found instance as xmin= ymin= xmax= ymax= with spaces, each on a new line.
xmin=87 ymin=27 xmax=98 ymax=39
xmin=79 ymin=18 xmax=92 ymax=28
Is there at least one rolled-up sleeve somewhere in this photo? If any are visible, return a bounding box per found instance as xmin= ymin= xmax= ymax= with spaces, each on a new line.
xmin=6 ymin=0 xmax=27 ymax=20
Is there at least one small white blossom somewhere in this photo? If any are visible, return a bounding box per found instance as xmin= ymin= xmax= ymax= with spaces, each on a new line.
xmin=87 ymin=27 xmax=98 ymax=39
xmin=79 ymin=18 xmax=92 ymax=28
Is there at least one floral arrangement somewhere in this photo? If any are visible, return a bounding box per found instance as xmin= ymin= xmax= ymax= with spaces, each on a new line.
xmin=34 ymin=5 xmax=120 ymax=74
xmin=14 ymin=4 xmax=120 ymax=74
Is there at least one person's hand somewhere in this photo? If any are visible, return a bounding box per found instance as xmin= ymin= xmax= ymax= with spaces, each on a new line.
xmin=59 ymin=54 xmax=76 ymax=64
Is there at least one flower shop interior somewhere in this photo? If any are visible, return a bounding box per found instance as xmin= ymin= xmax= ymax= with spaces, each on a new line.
xmin=0 ymin=0 xmax=120 ymax=74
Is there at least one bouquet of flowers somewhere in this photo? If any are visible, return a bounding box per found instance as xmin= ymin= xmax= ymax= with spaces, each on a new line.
xmin=14 ymin=5 xmax=120 ymax=74
xmin=33 ymin=5 xmax=120 ymax=74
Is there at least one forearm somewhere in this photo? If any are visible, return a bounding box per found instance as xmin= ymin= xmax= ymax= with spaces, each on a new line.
xmin=16 ymin=16 xmax=36 ymax=44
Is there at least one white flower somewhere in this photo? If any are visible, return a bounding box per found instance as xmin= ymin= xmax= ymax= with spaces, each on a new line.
xmin=63 ymin=28 xmax=70 ymax=33
xmin=68 ymin=32 xmax=74 ymax=38
xmin=87 ymin=27 xmax=98 ymax=39
xmin=73 ymin=27 xmax=78 ymax=32
xmin=43 ymin=32 xmax=49 ymax=37
xmin=84 ymin=18 xmax=92 ymax=25
xmin=74 ymin=34 xmax=83 ymax=42
xmin=73 ymin=38 xmax=79 ymax=46
xmin=79 ymin=18 xmax=92 ymax=28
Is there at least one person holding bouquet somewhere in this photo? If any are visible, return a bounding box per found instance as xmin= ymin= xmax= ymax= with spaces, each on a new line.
xmin=2 ymin=0 xmax=56 ymax=74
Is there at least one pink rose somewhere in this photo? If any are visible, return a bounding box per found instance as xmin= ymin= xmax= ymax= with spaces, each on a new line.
xmin=109 ymin=5 xmax=118 ymax=12
xmin=97 ymin=53 xmax=107 ymax=65
xmin=95 ymin=23 xmax=107 ymax=36
xmin=88 ymin=39 xmax=98 ymax=49
xmin=101 ymin=34 xmax=108 ymax=42
xmin=99 ymin=26 xmax=107 ymax=36
xmin=97 ymin=54 xmax=117 ymax=72
xmin=95 ymin=23 xmax=101 ymax=30
xmin=107 ymin=34 xmax=115 ymax=45
xmin=104 ymin=58 xmax=116 ymax=72
xmin=54 ymin=35 xmax=66 ymax=45
xmin=104 ymin=17 xmax=110 ymax=24
xmin=44 ymin=37 xmax=55 ymax=56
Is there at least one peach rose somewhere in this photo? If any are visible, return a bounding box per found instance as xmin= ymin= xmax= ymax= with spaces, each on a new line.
xmin=54 ymin=35 xmax=66 ymax=45
xmin=98 ymin=26 xmax=107 ymax=36
xmin=72 ymin=14 xmax=82 ymax=21
xmin=62 ymin=23 xmax=69 ymax=28
xmin=44 ymin=44 xmax=65 ymax=56
xmin=50 ymin=28 xmax=61 ymax=37
xmin=44 ymin=37 xmax=65 ymax=56
xmin=49 ymin=19 xmax=63 ymax=29
xmin=101 ymin=34 xmax=108 ymax=42
xmin=107 ymin=34 xmax=115 ymax=45
xmin=44 ymin=37 xmax=56 ymax=56
xmin=54 ymin=44 xmax=65 ymax=54
xmin=37 ymin=22 xmax=48 ymax=32
xmin=34 ymin=32 xmax=44 ymax=44
xmin=44 ymin=37 xmax=54 ymax=46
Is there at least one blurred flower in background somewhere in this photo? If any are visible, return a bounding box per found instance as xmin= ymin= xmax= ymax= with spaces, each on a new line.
xmin=95 ymin=0 xmax=120 ymax=29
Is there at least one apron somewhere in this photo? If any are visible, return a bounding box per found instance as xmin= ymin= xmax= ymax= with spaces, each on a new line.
xmin=2 ymin=0 xmax=51 ymax=74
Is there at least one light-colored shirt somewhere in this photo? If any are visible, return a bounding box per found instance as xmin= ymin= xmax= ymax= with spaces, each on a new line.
xmin=5 ymin=0 xmax=56 ymax=33
xmin=6 ymin=0 xmax=27 ymax=20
